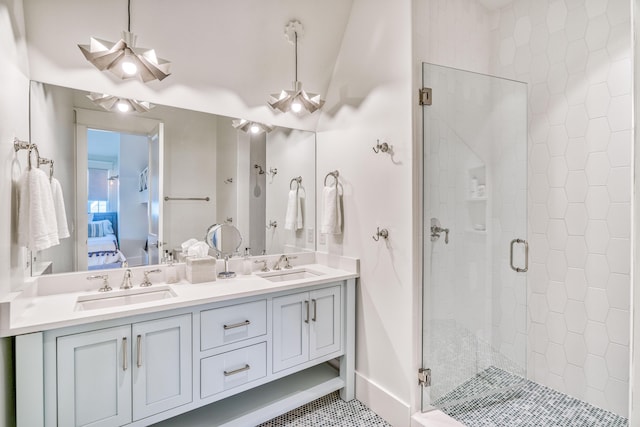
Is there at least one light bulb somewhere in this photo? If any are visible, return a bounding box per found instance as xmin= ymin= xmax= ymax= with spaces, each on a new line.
xmin=121 ymin=57 xmax=137 ymax=76
xmin=117 ymin=101 xmax=131 ymax=113
xmin=250 ymin=124 xmax=260 ymax=134
xmin=291 ymin=101 xmax=302 ymax=113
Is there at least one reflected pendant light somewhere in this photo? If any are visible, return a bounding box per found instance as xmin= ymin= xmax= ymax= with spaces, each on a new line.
xmin=268 ymin=20 xmax=324 ymax=114
xmin=78 ymin=0 xmax=171 ymax=83
xmin=232 ymin=119 xmax=274 ymax=134
xmin=87 ymin=92 xmax=155 ymax=113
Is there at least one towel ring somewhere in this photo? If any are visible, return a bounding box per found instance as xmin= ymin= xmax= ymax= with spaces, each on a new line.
xmin=290 ymin=176 xmax=302 ymax=190
xmin=324 ymin=170 xmax=339 ymax=187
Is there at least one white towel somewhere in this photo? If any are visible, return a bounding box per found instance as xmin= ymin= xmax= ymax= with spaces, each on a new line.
xmin=18 ymin=168 xmax=60 ymax=252
xmin=284 ymin=189 xmax=303 ymax=230
xmin=51 ymin=177 xmax=70 ymax=239
xmin=320 ymin=185 xmax=341 ymax=235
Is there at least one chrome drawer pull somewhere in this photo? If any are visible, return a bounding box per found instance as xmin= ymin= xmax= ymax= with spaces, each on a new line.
xmin=312 ymin=299 xmax=317 ymax=322
xmin=223 ymin=320 xmax=251 ymax=330
xmin=224 ymin=364 xmax=251 ymax=376
xmin=122 ymin=337 xmax=128 ymax=371
xmin=304 ymin=300 xmax=309 ymax=323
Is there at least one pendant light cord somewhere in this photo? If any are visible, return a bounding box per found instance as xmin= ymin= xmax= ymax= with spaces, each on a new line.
xmin=127 ymin=0 xmax=131 ymax=32
xmin=294 ymin=31 xmax=298 ymax=82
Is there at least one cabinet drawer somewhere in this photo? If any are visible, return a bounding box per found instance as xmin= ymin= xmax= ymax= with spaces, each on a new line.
xmin=200 ymin=342 xmax=267 ymax=399
xmin=200 ymin=300 xmax=267 ymax=350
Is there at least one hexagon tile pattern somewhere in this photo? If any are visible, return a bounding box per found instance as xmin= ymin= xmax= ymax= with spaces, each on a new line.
xmin=490 ymin=0 xmax=632 ymax=418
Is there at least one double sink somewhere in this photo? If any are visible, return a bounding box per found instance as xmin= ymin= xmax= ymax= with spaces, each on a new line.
xmin=74 ymin=267 xmax=324 ymax=311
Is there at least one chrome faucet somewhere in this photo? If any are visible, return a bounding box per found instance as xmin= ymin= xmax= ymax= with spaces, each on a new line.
xmin=273 ymin=254 xmax=298 ymax=270
xmin=273 ymin=255 xmax=288 ymax=271
xmin=120 ymin=269 xmax=134 ymax=290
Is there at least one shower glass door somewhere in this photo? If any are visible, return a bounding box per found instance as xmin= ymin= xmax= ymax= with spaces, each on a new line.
xmin=421 ymin=63 xmax=528 ymax=411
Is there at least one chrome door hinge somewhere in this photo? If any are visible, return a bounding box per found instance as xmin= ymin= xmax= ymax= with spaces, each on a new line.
xmin=419 ymin=88 xmax=432 ymax=106
xmin=418 ymin=368 xmax=431 ymax=387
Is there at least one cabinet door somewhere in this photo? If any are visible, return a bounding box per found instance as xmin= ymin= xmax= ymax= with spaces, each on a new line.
xmin=57 ymin=325 xmax=132 ymax=427
xmin=309 ymin=286 xmax=342 ymax=360
xmin=273 ymin=292 xmax=309 ymax=372
xmin=132 ymin=314 xmax=192 ymax=421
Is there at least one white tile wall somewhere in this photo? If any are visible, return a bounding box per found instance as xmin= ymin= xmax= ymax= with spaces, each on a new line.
xmin=489 ymin=0 xmax=632 ymax=417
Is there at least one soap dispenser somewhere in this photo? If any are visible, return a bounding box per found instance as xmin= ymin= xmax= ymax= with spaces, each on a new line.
xmin=242 ymin=248 xmax=252 ymax=275
xmin=165 ymin=253 xmax=178 ymax=284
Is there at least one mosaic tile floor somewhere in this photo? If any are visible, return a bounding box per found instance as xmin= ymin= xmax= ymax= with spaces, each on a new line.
xmin=437 ymin=366 xmax=629 ymax=427
xmin=258 ymin=392 xmax=391 ymax=427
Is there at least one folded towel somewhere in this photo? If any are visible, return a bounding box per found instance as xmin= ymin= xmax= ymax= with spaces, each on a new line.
xmin=51 ymin=177 xmax=70 ymax=239
xmin=181 ymin=238 xmax=199 ymax=253
xmin=18 ymin=168 xmax=60 ymax=251
xmin=320 ymin=185 xmax=341 ymax=235
xmin=284 ymin=189 xmax=303 ymax=230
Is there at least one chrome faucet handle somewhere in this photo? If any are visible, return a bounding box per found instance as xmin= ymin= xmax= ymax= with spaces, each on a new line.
xmin=254 ymin=259 xmax=269 ymax=272
xmin=140 ymin=269 xmax=162 ymax=287
xmin=120 ymin=269 xmax=134 ymax=290
xmin=87 ymin=274 xmax=111 ymax=292
xmin=284 ymin=256 xmax=298 ymax=269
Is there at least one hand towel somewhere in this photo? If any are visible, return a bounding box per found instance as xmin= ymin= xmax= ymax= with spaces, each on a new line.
xmin=18 ymin=168 xmax=60 ymax=252
xmin=51 ymin=177 xmax=70 ymax=239
xmin=284 ymin=189 xmax=303 ymax=230
xmin=320 ymin=185 xmax=342 ymax=235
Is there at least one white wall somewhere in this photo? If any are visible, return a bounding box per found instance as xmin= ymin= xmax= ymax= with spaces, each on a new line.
xmin=316 ymin=0 xmax=414 ymax=425
xmin=0 ymin=0 xmax=29 ymax=423
xmin=265 ymin=128 xmax=316 ymax=254
xmin=158 ymin=106 xmax=217 ymax=251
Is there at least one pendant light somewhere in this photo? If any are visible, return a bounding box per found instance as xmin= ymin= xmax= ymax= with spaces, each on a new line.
xmin=78 ymin=0 xmax=171 ymax=83
xmin=268 ymin=20 xmax=324 ymax=114
xmin=232 ymin=119 xmax=274 ymax=134
xmin=87 ymin=92 xmax=154 ymax=113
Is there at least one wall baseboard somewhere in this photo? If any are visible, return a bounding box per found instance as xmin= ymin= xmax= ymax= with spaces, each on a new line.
xmin=355 ymin=371 xmax=411 ymax=427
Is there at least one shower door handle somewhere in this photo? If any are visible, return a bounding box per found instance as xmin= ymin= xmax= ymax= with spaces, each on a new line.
xmin=510 ymin=238 xmax=528 ymax=273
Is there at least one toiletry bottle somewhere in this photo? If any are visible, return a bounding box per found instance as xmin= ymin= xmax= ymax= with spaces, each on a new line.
xmin=242 ymin=248 xmax=252 ymax=275
xmin=165 ymin=253 xmax=178 ymax=284
xmin=470 ymin=176 xmax=478 ymax=198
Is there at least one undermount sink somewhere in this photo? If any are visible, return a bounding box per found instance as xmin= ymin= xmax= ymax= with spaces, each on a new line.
xmin=75 ymin=286 xmax=177 ymax=311
xmin=257 ymin=268 xmax=324 ymax=283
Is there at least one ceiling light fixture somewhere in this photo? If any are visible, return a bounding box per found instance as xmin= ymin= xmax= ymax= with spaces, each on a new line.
xmin=78 ymin=0 xmax=171 ymax=83
xmin=87 ymin=92 xmax=155 ymax=113
xmin=232 ymin=119 xmax=274 ymax=134
xmin=268 ymin=20 xmax=324 ymax=115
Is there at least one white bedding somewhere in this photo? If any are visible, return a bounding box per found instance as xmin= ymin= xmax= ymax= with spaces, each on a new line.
xmin=88 ymin=233 xmax=126 ymax=268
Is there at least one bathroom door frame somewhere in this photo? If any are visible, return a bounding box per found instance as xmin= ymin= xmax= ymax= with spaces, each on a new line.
xmin=75 ymin=109 xmax=163 ymax=270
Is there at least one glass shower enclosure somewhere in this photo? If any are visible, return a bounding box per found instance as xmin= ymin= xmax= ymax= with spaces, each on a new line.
xmin=421 ymin=63 xmax=528 ymax=411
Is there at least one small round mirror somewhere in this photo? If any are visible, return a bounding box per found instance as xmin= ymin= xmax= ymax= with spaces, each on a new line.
xmin=205 ymin=224 xmax=243 ymax=278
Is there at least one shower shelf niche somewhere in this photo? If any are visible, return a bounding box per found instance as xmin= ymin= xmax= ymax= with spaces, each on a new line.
xmin=466 ymin=166 xmax=487 ymax=234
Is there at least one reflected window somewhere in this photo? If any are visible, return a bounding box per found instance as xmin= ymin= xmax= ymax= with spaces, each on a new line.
xmin=87 ymin=167 xmax=110 ymax=213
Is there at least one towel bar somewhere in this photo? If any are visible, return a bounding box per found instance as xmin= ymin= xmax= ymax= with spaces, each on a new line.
xmin=164 ymin=196 xmax=210 ymax=202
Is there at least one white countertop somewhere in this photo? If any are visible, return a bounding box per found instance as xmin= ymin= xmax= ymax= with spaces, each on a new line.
xmin=0 ymin=253 xmax=358 ymax=337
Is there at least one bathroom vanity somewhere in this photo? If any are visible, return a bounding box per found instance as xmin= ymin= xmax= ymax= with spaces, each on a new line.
xmin=3 ymin=253 xmax=357 ymax=427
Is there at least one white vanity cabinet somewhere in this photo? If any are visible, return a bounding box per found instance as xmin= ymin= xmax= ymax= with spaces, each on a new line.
xmin=55 ymin=314 xmax=192 ymax=427
xmin=15 ymin=277 xmax=356 ymax=427
xmin=273 ymin=285 xmax=341 ymax=372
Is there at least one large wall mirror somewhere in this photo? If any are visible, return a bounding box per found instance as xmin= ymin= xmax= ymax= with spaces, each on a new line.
xmin=27 ymin=81 xmax=316 ymax=276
